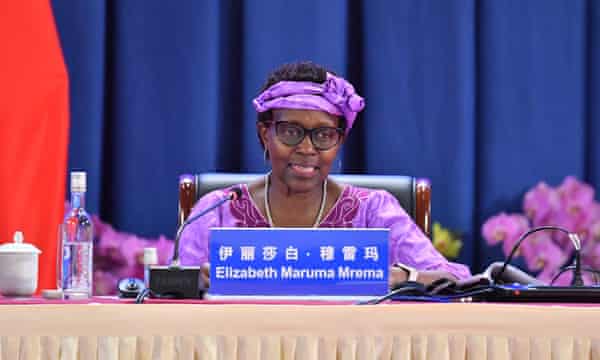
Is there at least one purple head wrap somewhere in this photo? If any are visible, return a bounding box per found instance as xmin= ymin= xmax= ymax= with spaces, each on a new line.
xmin=252 ymin=73 xmax=365 ymax=135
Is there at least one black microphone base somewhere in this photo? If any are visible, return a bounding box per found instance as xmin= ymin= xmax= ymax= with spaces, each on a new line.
xmin=148 ymin=265 xmax=202 ymax=299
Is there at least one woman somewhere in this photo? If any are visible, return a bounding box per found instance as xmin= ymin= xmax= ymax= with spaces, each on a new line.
xmin=179 ymin=61 xmax=470 ymax=286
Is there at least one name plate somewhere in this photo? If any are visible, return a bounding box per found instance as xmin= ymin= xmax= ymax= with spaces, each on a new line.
xmin=209 ymin=228 xmax=389 ymax=297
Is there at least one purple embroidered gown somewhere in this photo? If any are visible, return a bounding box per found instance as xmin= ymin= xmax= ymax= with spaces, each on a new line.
xmin=179 ymin=184 xmax=471 ymax=279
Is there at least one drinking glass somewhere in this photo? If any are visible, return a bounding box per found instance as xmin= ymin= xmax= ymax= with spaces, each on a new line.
xmin=56 ymin=223 xmax=66 ymax=290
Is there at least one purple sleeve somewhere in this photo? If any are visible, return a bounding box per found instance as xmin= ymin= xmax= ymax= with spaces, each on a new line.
xmin=367 ymin=190 xmax=471 ymax=280
xmin=178 ymin=190 xmax=224 ymax=266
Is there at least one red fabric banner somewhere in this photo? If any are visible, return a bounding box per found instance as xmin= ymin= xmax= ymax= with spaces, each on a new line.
xmin=0 ymin=0 xmax=69 ymax=292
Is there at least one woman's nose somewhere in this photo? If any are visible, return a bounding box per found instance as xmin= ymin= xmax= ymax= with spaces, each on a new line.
xmin=295 ymin=133 xmax=318 ymax=154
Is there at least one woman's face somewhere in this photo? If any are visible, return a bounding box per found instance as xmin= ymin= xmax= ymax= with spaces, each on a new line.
xmin=259 ymin=109 xmax=343 ymax=193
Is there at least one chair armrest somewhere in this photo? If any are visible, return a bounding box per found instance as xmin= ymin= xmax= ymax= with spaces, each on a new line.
xmin=178 ymin=175 xmax=197 ymax=227
xmin=415 ymin=179 xmax=431 ymax=238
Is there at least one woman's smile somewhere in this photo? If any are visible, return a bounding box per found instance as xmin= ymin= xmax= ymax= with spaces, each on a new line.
xmin=288 ymin=162 xmax=320 ymax=177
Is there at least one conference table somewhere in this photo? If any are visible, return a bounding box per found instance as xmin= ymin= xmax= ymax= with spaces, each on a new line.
xmin=0 ymin=297 xmax=599 ymax=360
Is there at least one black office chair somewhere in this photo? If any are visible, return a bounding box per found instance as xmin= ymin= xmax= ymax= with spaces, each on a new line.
xmin=178 ymin=173 xmax=431 ymax=237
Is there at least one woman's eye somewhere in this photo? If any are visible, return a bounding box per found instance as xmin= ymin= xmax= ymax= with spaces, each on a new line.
xmin=285 ymin=127 xmax=302 ymax=136
xmin=316 ymin=130 xmax=334 ymax=140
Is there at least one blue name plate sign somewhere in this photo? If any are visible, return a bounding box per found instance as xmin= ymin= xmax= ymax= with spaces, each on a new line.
xmin=209 ymin=228 xmax=389 ymax=297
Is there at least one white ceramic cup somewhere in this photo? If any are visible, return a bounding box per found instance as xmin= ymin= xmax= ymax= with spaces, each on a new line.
xmin=0 ymin=231 xmax=41 ymax=297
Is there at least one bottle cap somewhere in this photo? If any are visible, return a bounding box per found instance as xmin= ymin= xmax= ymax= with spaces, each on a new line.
xmin=143 ymin=247 xmax=158 ymax=265
xmin=71 ymin=171 xmax=87 ymax=193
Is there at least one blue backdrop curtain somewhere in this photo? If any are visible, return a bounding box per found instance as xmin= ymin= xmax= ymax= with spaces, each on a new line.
xmin=50 ymin=0 xmax=600 ymax=271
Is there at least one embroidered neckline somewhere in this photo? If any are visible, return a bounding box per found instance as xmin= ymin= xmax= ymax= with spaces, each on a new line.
xmin=238 ymin=182 xmax=350 ymax=227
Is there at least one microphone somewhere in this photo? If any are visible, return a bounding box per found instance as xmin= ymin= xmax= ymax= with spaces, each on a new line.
xmin=493 ymin=226 xmax=584 ymax=287
xmin=484 ymin=262 xmax=546 ymax=286
xmin=568 ymin=232 xmax=583 ymax=286
xmin=170 ymin=187 xmax=242 ymax=267
xmin=146 ymin=187 xmax=243 ymax=299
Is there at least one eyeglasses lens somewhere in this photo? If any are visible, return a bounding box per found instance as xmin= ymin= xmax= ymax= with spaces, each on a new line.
xmin=275 ymin=122 xmax=340 ymax=151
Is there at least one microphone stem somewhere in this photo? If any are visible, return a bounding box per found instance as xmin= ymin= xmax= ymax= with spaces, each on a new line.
xmin=494 ymin=226 xmax=582 ymax=286
xmin=571 ymin=250 xmax=584 ymax=287
xmin=170 ymin=194 xmax=232 ymax=268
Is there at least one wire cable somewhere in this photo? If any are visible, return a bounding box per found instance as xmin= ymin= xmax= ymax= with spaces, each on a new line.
xmin=494 ymin=226 xmax=583 ymax=286
xmin=550 ymin=265 xmax=600 ymax=285
xmin=135 ymin=288 xmax=152 ymax=304
xmin=357 ymin=284 xmax=427 ymax=305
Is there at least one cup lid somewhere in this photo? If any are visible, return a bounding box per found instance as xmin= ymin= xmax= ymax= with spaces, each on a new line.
xmin=143 ymin=247 xmax=158 ymax=265
xmin=0 ymin=231 xmax=42 ymax=254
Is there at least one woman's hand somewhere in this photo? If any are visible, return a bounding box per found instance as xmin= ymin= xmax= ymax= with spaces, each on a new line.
xmin=389 ymin=265 xmax=409 ymax=286
xmin=389 ymin=266 xmax=458 ymax=288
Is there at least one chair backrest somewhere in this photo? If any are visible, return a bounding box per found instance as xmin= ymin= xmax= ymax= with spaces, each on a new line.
xmin=178 ymin=173 xmax=431 ymax=237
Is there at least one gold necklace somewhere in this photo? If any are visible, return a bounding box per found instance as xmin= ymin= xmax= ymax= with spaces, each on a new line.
xmin=264 ymin=172 xmax=327 ymax=227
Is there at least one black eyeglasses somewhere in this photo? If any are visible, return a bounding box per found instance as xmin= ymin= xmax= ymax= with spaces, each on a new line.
xmin=270 ymin=121 xmax=344 ymax=151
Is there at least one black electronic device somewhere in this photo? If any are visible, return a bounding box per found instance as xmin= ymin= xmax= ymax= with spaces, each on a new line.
xmin=475 ymin=284 xmax=600 ymax=303
xmin=359 ymin=261 xmax=600 ymax=305
xmin=118 ymin=277 xmax=145 ymax=298
xmin=147 ymin=266 xmax=202 ymax=298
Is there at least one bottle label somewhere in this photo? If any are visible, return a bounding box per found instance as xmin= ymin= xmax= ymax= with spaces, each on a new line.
xmin=62 ymin=245 xmax=71 ymax=288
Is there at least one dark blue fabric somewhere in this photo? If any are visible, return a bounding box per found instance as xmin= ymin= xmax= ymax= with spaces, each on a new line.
xmin=50 ymin=0 xmax=600 ymax=271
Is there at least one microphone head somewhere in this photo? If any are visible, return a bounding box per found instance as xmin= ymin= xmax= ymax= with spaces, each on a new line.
xmin=568 ymin=233 xmax=582 ymax=251
xmin=229 ymin=187 xmax=243 ymax=201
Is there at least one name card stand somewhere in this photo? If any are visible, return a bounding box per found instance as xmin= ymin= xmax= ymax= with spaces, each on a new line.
xmin=209 ymin=228 xmax=389 ymax=299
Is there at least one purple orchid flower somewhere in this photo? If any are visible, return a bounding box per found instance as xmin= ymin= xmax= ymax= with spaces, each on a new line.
xmin=540 ymin=269 xmax=595 ymax=286
xmin=482 ymin=213 xmax=529 ymax=249
xmin=582 ymin=241 xmax=600 ymax=270
xmin=520 ymin=232 xmax=566 ymax=272
xmin=93 ymin=270 xmax=120 ymax=296
xmin=484 ymin=176 xmax=600 ymax=286
xmin=590 ymin=220 xmax=600 ymax=244
xmin=557 ymin=176 xmax=595 ymax=215
xmin=523 ymin=182 xmax=560 ymax=226
xmin=87 ymin=213 xmax=175 ymax=295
